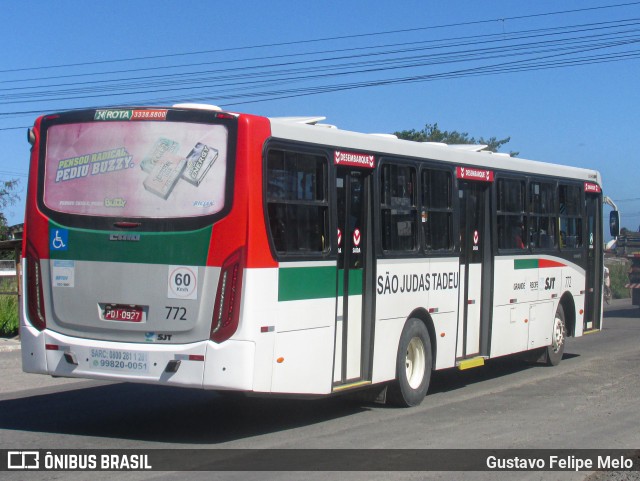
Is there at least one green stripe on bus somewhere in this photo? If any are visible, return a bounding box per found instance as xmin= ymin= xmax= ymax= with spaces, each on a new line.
xmin=49 ymin=221 xmax=212 ymax=266
xmin=278 ymin=266 xmax=337 ymax=301
xmin=514 ymin=259 xmax=539 ymax=270
xmin=278 ymin=266 xmax=363 ymax=302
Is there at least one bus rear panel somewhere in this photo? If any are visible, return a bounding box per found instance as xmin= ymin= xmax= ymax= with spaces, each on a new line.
xmin=21 ymin=107 xmax=271 ymax=391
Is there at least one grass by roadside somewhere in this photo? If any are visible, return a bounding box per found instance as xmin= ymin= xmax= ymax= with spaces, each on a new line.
xmin=0 ymin=276 xmax=19 ymax=337
xmin=0 ymin=296 xmax=19 ymax=337
xmin=606 ymin=259 xmax=631 ymax=300
xmin=0 ymin=295 xmax=18 ymax=337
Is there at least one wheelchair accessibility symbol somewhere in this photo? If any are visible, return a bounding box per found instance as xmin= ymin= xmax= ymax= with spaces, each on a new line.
xmin=49 ymin=228 xmax=68 ymax=251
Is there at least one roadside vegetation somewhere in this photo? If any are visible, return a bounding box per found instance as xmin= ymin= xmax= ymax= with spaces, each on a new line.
xmin=608 ymin=261 xmax=631 ymax=300
xmin=0 ymin=178 xmax=20 ymax=337
xmin=0 ymin=295 xmax=18 ymax=337
xmin=0 ymin=275 xmax=18 ymax=336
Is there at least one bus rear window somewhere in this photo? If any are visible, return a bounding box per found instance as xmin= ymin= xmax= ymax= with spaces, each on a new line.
xmin=43 ymin=121 xmax=229 ymax=219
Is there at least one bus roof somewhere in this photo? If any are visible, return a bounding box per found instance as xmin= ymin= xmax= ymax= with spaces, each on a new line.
xmin=268 ymin=116 xmax=602 ymax=186
xmin=31 ymin=106 xmax=602 ymax=186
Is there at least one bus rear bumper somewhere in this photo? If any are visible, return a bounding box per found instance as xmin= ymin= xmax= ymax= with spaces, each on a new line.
xmin=20 ymin=325 xmax=255 ymax=391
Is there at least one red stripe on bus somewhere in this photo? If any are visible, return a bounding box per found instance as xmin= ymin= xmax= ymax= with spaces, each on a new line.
xmin=538 ymin=259 xmax=566 ymax=268
xmin=208 ymin=114 xmax=277 ymax=269
xmin=23 ymin=117 xmax=50 ymax=260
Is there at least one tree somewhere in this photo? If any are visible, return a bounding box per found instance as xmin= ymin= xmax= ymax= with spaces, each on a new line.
xmin=394 ymin=122 xmax=518 ymax=157
xmin=0 ymin=179 xmax=20 ymax=241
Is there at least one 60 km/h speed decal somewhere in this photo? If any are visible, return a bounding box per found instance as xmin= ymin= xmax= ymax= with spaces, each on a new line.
xmin=168 ymin=266 xmax=198 ymax=300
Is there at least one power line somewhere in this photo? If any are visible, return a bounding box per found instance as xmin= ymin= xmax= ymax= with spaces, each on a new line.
xmin=0 ymin=19 xmax=638 ymax=112
xmin=0 ymin=126 xmax=29 ymax=131
xmin=3 ymin=17 xmax=639 ymax=90
xmin=1 ymin=45 xmax=638 ymax=123
xmin=3 ymin=17 xmax=639 ymax=98
xmin=1 ymin=1 xmax=639 ymax=75
xmin=0 ymin=3 xmax=638 ymax=129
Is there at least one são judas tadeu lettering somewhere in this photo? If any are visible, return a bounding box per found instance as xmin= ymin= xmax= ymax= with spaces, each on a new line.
xmin=377 ymin=271 xmax=459 ymax=295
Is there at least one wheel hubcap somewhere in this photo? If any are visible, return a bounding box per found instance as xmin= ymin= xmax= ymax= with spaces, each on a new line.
xmin=552 ymin=316 xmax=564 ymax=353
xmin=405 ymin=337 xmax=426 ymax=389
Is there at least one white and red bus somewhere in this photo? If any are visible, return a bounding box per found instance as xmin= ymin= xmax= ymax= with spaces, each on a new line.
xmin=21 ymin=104 xmax=606 ymax=406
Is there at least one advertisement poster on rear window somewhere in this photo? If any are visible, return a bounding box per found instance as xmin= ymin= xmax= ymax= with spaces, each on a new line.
xmin=43 ymin=121 xmax=228 ymax=218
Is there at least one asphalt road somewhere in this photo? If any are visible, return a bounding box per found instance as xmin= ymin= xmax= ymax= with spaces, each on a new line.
xmin=0 ymin=299 xmax=639 ymax=481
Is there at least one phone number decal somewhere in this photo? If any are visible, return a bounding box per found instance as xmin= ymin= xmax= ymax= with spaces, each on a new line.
xmin=131 ymin=109 xmax=168 ymax=120
xmin=90 ymin=349 xmax=149 ymax=373
xmin=96 ymin=359 xmax=148 ymax=371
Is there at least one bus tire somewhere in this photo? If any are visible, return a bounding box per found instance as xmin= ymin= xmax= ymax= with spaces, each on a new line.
xmin=387 ymin=318 xmax=432 ymax=407
xmin=546 ymin=304 xmax=566 ymax=366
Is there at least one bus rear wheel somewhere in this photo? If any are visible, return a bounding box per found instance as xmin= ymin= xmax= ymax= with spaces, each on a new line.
xmin=546 ymin=305 xmax=566 ymax=366
xmin=387 ymin=319 xmax=432 ymax=407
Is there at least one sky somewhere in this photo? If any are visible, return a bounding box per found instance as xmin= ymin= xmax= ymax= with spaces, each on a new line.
xmin=1 ymin=0 xmax=639 ymax=231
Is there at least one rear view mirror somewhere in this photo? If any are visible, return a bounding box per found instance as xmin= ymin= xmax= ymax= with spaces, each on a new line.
xmin=609 ymin=210 xmax=620 ymax=238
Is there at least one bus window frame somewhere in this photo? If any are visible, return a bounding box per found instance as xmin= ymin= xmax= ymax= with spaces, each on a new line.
xmin=495 ymin=173 xmax=529 ymax=254
xmin=558 ymin=181 xmax=585 ymax=251
xmin=527 ymin=178 xmax=559 ymax=252
xmin=420 ymin=165 xmax=455 ymax=253
xmin=494 ymin=173 xmax=589 ymax=256
xmin=373 ymin=158 xmax=459 ymax=260
xmin=262 ymin=140 xmax=332 ymax=262
xmin=378 ymin=159 xmax=420 ymax=256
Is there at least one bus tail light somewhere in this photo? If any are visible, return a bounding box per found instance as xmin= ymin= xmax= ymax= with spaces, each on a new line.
xmin=26 ymin=245 xmax=46 ymax=331
xmin=210 ymin=248 xmax=245 ymax=343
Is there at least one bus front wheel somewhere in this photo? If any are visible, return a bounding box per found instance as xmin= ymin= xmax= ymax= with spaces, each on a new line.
xmin=387 ymin=319 xmax=432 ymax=407
xmin=546 ymin=305 xmax=566 ymax=366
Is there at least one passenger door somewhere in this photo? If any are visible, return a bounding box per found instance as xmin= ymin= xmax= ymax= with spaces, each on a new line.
xmin=333 ymin=157 xmax=375 ymax=389
xmin=584 ymin=186 xmax=603 ymax=330
xmin=456 ymin=168 xmax=494 ymax=359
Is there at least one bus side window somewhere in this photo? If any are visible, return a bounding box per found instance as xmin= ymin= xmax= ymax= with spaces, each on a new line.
xmin=529 ymin=181 xmax=557 ymax=249
xmin=380 ymin=163 xmax=418 ymax=253
xmin=497 ymin=178 xmax=527 ymax=251
xmin=421 ymin=168 xmax=453 ymax=252
xmin=266 ymin=149 xmax=329 ymax=256
xmin=559 ymin=184 xmax=582 ymax=250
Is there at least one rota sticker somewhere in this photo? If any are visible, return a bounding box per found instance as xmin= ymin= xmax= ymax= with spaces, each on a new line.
xmin=168 ymin=266 xmax=198 ymax=300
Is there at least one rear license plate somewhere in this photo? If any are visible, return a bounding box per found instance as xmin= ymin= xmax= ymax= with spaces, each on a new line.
xmin=89 ymin=348 xmax=149 ymax=373
xmin=104 ymin=304 xmax=144 ymax=322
